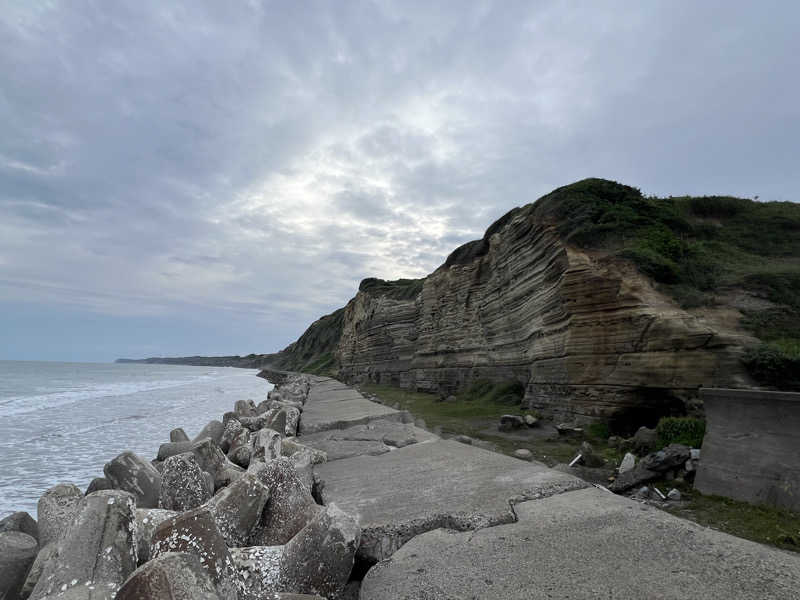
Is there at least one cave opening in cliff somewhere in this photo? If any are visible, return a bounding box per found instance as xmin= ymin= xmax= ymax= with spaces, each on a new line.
xmin=608 ymin=387 xmax=687 ymax=437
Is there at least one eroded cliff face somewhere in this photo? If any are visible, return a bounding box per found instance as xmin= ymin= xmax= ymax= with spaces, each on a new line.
xmin=335 ymin=206 xmax=754 ymax=426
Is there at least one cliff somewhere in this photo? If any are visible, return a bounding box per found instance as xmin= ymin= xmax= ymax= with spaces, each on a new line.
xmin=273 ymin=179 xmax=800 ymax=428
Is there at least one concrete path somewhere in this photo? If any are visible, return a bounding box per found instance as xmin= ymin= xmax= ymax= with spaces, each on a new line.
xmin=361 ymin=487 xmax=800 ymax=600
xmin=299 ymin=377 xmax=404 ymax=434
xmin=315 ymin=439 xmax=586 ymax=561
xmin=296 ymin=376 xmax=800 ymax=599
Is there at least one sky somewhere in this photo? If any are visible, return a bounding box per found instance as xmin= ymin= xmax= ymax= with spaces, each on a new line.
xmin=1 ymin=1 xmax=798 ymax=362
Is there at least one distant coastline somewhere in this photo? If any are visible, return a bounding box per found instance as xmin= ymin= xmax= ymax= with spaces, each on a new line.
xmin=115 ymin=354 xmax=275 ymax=368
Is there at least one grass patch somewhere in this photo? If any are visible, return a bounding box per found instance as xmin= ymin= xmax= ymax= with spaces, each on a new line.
xmin=457 ymin=378 xmax=525 ymax=405
xmin=301 ymin=352 xmax=337 ymax=377
xmin=665 ymin=486 xmax=800 ymax=553
xmin=656 ymin=417 xmax=706 ymax=448
xmin=359 ymin=277 xmax=425 ymax=301
xmin=359 ymin=383 xmax=620 ymax=467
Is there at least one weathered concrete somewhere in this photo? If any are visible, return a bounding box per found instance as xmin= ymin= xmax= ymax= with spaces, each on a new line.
xmin=315 ymin=438 xmax=586 ymax=561
xmin=104 ymin=451 xmax=162 ymax=508
xmin=298 ymin=378 xmax=404 ymax=434
xmin=37 ymin=483 xmax=84 ymax=548
xmin=0 ymin=531 xmax=39 ymax=600
xmin=300 ymin=419 xmax=437 ymax=461
xmin=116 ymin=552 xmax=222 ymax=600
xmin=0 ymin=510 xmax=39 ymax=541
xmin=362 ymin=487 xmax=800 ymax=600
xmin=695 ymin=388 xmax=800 ymax=510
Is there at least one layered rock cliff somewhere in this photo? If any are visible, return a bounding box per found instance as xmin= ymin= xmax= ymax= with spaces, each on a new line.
xmin=268 ymin=179 xmax=800 ymax=428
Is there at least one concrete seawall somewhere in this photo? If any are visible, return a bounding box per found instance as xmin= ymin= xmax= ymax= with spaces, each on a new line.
xmin=695 ymin=388 xmax=800 ymax=511
xmin=294 ymin=376 xmax=800 ymax=599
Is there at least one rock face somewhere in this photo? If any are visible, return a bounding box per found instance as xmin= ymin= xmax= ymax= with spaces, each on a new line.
xmin=268 ymin=182 xmax=754 ymax=426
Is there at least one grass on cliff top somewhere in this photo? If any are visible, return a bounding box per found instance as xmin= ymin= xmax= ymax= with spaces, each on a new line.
xmin=535 ymin=178 xmax=800 ymax=389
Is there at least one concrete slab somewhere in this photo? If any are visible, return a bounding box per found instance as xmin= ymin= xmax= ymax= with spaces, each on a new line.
xmin=314 ymin=439 xmax=586 ymax=561
xmin=299 ymin=379 xmax=403 ymax=434
xmin=361 ymin=487 xmax=800 ymax=600
xmin=301 ymin=420 xmax=439 ymax=461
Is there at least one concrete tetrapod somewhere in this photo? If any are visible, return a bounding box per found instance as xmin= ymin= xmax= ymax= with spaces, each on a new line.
xmin=0 ymin=511 xmax=39 ymax=542
xmin=30 ymin=490 xmax=138 ymax=600
xmin=151 ymin=507 xmax=240 ymax=600
xmin=0 ymin=531 xmax=39 ymax=600
xmin=116 ymin=552 xmax=223 ymax=600
xmin=158 ymin=453 xmax=212 ymax=512
xmin=278 ymin=503 xmax=361 ymax=600
xmin=135 ymin=509 xmax=178 ymax=565
xmin=36 ymin=483 xmax=83 ymax=548
xmin=204 ymin=471 xmax=270 ymax=547
xmin=250 ymin=457 xmax=321 ymax=546
xmin=103 ymin=451 xmax=162 ymax=509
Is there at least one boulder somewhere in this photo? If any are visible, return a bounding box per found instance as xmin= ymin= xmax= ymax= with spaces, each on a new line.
xmin=156 ymin=441 xmax=194 ymax=462
xmin=104 ymin=451 xmax=162 ymax=508
xmin=524 ymin=414 xmax=539 ymax=427
xmin=170 ymin=427 xmax=190 ymax=443
xmin=151 ymin=507 xmax=240 ymax=600
xmin=633 ymin=426 xmax=659 ymax=454
xmin=618 ymin=452 xmax=637 ymax=474
xmin=639 ymin=444 xmax=691 ymax=473
xmin=251 ymin=428 xmax=282 ymax=463
xmin=0 ymin=510 xmax=38 ymax=541
xmin=19 ymin=540 xmax=58 ymax=599
xmin=513 ymin=449 xmax=532 ymax=460
xmin=37 ymin=483 xmax=83 ymax=547
xmin=607 ymin=435 xmax=622 ymax=448
xmin=85 ymin=477 xmax=112 ymax=495
xmin=284 ymin=407 xmax=301 ymax=437
xmin=192 ymin=420 xmax=225 ymax=445
xmin=205 ymin=472 xmax=270 ymax=547
xmin=230 ymin=546 xmax=283 ymax=599
xmin=556 ymin=423 xmax=584 ymax=436
xmin=667 ymin=488 xmax=682 ymax=501
xmin=382 ymin=426 xmax=417 ymax=448
xmin=30 ymin=490 xmax=138 ymax=600
xmin=135 ymin=508 xmax=178 ymax=565
xmin=609 ymin=464 xmax=661 ymax=493
xmin=159 ymin=453 xmax=212 ymax=512
xmin=250 ymin=457 xmax=321 ymax=546
xmin=0 ymin=531 xmax=38 ymax=600
xmin=498 ymin=415 xmax=525 ymax=431
xmin=580 ymin=441 xmax=605 ymax=468
xmin=278 ymin=504 xmax=361 ymax=599
xmin=116 ymin=552 xmax=222 ymax=600
xmin=220 ymin=419 xmax=244 ymax=454
xmin=453 ymin=434 xmax=473 ymax=445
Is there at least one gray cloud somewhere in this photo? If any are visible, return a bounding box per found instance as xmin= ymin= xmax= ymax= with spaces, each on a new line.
xmin=0 ymin=0 xmax=797 ymax=359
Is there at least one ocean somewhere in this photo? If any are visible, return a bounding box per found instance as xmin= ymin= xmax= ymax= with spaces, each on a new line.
xmin=0 ymin=360 xmax=271 ymax=518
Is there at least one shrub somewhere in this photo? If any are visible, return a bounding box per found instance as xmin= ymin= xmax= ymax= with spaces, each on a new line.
xmin=656 ymin=417 xmax=706 ymax=448
xmin=741 ymin=341 xmax=800 ymax=390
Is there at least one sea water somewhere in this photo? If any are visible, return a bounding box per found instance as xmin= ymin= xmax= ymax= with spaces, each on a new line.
xmin=0 ymin=360 xmax=271 ymax=518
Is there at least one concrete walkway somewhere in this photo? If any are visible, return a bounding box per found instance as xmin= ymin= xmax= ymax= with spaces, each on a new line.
xmin=298 ymin=376 xmax=800 ymax=599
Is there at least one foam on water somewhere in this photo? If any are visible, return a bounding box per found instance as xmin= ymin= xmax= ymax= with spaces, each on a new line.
xmin=0 ymin=361 xmax=272 ymax=518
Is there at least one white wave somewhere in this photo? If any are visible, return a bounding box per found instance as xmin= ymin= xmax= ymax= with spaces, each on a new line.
xmin=0 ymin=375 xmax=220 ymax=417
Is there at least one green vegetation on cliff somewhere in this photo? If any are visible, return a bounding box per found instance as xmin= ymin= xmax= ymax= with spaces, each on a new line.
xmin=359 ymin=277 xmax=425 ymax=300
xmin=534 ymin=178 xmax=800 ymax=389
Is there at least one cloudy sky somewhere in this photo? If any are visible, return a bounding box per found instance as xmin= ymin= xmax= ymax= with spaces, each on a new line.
xmin=1 ymin=1 xmax=797 ymax=362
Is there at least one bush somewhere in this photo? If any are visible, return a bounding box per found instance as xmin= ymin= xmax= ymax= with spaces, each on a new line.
xmin=741 ymin=341 xmax=800 ymax=390
xmin=656 ymin=417 xmax=706 ymax=448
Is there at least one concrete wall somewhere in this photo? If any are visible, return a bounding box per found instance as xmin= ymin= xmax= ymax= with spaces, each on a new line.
xmin=695 ymin=388 xmax=800 ymax=511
